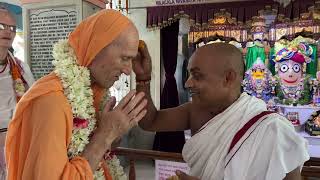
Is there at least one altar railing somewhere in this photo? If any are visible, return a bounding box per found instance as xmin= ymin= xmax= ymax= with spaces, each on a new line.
xmin=114 ymin=147 xmax=320 ymax=180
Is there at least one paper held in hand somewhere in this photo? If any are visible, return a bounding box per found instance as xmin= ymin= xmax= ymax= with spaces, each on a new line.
xmin=155 ymin=160 xmax=190 ymax=180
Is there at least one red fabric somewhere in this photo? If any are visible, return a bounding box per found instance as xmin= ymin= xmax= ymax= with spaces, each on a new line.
xmin=227 ymin=111 xmax=274 ymax=154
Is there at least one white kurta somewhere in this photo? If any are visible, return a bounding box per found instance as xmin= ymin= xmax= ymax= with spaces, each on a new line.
xmin=182 ymin=93 xmax=309 ymax=180
xmin=0 ymin=63 xmax=16 ymax=129
xmin=0 ymin=52 xmax=34 ymax=129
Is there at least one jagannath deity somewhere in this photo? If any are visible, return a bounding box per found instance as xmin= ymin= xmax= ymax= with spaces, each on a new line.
xmin=305 ymin=110 xmax=320 ymax=136
xmin=243 ymin=57 xmax=273 ymax=102
xmin=273 ymin=42 xmax=313 ymax=105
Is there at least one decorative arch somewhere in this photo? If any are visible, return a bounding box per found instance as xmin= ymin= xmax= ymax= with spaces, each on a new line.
xmin=147 ymin=0 xmax=317 ymax=29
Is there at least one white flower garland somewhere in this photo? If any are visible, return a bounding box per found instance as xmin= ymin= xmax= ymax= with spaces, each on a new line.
xmin=52 ymin=40 xmax=126 ymax=180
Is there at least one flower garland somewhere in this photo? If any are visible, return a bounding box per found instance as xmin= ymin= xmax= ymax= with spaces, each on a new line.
xmin=279 ymin=77 xmax=304 ymax=101
xmin=274 ymin=46 xmax=312 ymax=63
xmin=275 ymin=75 xmax=311 ymax=105
xmin=274 ymin=39 xmax=313 ymax=63
xmin=52 ymin=40 xmax=126 ymax=180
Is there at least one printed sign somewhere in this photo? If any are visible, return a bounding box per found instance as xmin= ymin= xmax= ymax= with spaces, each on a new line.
xmin=29 ymin=7 xmax=77 ymax=79
xmin=155 ymin=160 xmax=190 ymax=180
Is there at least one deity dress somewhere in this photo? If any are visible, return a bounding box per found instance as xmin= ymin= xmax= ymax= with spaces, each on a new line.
xmin=269 ymin=38 xmax=290 ymax=75
xmin=245 ymin=39 xmax=267 ymax=70
xmin=273 ymin=42 xmax=313 ymax=105
xmin=242 ymin=58 xmax=273 ymax=102
xmin=310 ymin=71 xmax=320 ymax=106
xmin=291 ymin=36 xmax=318 ymax=78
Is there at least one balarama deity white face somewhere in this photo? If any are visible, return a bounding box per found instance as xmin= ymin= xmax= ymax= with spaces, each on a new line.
xmin=278 ymin=60 xmax=302 ymax=86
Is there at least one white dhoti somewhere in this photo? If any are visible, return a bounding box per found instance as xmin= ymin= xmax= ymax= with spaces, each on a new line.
xmin=182 ymin=93 xmax=309 ymax=180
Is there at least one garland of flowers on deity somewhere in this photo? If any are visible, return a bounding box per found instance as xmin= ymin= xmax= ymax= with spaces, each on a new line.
xmin=275 ymin=75 xmax=311 ymax=105
xmin=52 ymin=40 xmax=126 ymax=180
xmin=274 ymin=38 xmax=313 ymax=64
xmin=279 ymin=77 xmax=304 ymax=101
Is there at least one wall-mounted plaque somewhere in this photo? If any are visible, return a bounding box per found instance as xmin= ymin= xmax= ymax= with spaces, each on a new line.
xmin=29 ymin=7 xmax=77 ymax=79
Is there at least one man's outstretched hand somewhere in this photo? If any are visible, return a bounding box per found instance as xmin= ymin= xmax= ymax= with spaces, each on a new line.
xmin=166 ymin=170 xmax=200 ymax=180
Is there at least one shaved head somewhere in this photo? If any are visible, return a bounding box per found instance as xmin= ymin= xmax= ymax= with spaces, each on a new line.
xmin=186 ymin=43 xmax=244 ymax=113
xmin=190 ymin=43 xmax=244 ymax=89
xmin=195 ymin=43 xmax=243 ymax=77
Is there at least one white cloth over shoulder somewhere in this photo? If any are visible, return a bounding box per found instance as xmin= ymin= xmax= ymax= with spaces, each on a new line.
xmin=182 ymin=93 xmax=309 ymax=180
xmin=224 ymin=113 xmax=309 ymax=180
xmin=0 ymin=62 xmax=16 ymax=129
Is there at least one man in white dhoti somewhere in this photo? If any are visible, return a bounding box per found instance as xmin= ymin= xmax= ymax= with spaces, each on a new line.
xmin=0 ymin=7 xmax=34 ymax=179
xmin=134 ymin=42 xmax=309 ymax=180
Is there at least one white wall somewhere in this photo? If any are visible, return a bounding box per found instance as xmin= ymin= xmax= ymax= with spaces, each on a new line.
xmin=127 ymin=8 xmax=160 ymax=150
xmin=128 ymin=9 xmax=161 ymax=109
